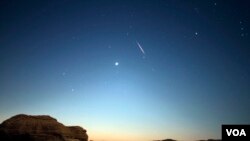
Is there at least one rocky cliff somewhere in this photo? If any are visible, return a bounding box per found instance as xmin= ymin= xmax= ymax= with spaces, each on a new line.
xmin=0 ymin=114 xmax=88 ymax=141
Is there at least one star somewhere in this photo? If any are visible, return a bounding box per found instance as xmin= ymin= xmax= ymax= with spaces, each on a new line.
xmin=115 ymin=62 xmax=119 ymax=66
xmin=62 ymin=72 xmax=66 ymax=76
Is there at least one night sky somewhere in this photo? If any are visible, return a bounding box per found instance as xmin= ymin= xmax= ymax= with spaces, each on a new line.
xmin=0 ymin=0 xmax=250 ymax=141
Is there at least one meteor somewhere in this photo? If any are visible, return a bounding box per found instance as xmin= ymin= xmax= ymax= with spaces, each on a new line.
xmin=136 ymin=41 xmax=145 ymax=55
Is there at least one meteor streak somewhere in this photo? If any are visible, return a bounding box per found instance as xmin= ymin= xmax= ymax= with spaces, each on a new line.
xmin=136 ymin=41 xmax=145 ymax=55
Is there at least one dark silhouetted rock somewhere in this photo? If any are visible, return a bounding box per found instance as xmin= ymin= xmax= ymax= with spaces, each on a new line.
xmin=162 ymin=139 xmax=177 ymax=141
xmin=0 ymin=114 xmax=88 ymax=141
xmin=153 ymin=139 xmax=176 ymax=141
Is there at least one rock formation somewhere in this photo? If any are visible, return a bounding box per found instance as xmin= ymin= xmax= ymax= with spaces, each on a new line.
xmin=0 ymin=114 xmax=88 ymax=141
xmin=162 ymin=139 xmax=177 ymax=141
xmin=154 ymin=139 xmax=177 ymax=141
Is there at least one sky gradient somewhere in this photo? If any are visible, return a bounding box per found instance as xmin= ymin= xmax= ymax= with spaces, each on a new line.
xmin=0 ymin=0 xmax=250 ymax=141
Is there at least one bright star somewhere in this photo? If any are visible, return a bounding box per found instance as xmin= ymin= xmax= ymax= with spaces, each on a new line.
xmin=115 ymin=62 xmax=119 ymax=66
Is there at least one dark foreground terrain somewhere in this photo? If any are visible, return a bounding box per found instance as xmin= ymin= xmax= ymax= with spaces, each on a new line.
xmin=0 ymin=114 xmax=220 ymax=141
xmin=0 ymin=114 xmax=88 ymax=141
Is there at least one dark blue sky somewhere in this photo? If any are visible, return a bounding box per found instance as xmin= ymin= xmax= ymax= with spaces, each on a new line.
xmin=0 ymin=0 xmax=250 ymax=141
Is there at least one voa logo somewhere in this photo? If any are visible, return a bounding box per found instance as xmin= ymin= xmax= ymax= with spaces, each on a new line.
xmin=226 ymin=129 xmax=246 ymax=136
